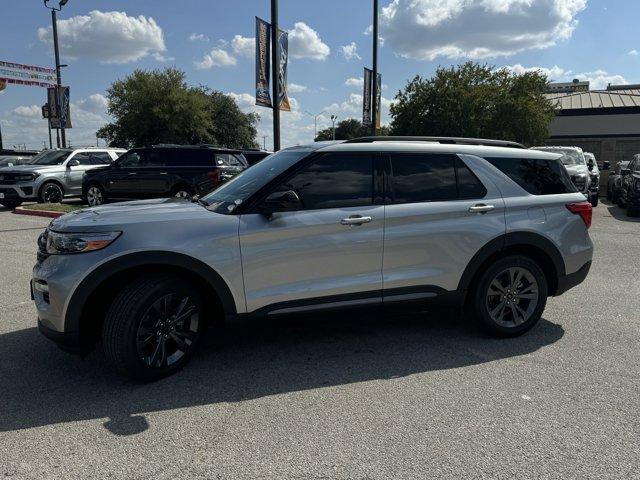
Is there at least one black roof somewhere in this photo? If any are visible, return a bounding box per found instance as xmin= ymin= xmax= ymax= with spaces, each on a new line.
xmin=145 ymin=144 xmax=243 ymax=153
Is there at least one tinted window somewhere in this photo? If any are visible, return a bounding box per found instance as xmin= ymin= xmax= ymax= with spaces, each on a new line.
xmin=456 ymin=157 xmax=487 ymax=199
xmin=72 ymin=153 xmax=92 ymax=166
xmin=118 ymin=151 xmax=143 ymax=168
xmin=93 ymin=152 xmax=112 ymax=165
xmin=142 ymin=150 xmax=166 ymax=167
xmin=486 ymin=157 xmax=577 ymax=195
xmin=278 ymin=153 xmax=373 ymax=210
xmin=166 ymin=149 xmax=213 ymax=167
xmin=390 ymin=154 xmax=457 ymax=203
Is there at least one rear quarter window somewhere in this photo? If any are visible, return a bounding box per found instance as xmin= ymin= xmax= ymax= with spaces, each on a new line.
xmin=485 ymin=157 xmax=577 ymax=195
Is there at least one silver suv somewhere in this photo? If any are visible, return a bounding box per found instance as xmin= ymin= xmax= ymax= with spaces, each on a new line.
xmin=0 ymin=148 xmax=125 ymax=209
xmin=32 ymin=137 xmax=594 ymax=380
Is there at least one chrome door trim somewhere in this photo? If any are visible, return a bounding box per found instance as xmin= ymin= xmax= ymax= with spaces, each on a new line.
xmin=267 ymin=296 xmax=382 ymax=315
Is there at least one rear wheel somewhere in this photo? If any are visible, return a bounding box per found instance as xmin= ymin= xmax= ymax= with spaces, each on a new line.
xmin=102 ymin=275 xmax=205 ymax=381
xmin=171 ymin=185 xmax=194 ymax=200
xmin=471 ymin=255 xmax=548 ymax=337
xmin=0 ymin=200 xmax=23 ymax=209
xmin=38 ymin=181 xmax=64 ymax=204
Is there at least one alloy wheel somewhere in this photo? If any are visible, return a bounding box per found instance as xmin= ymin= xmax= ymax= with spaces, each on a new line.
xmin=174 ymin=190 xmax=191 ymax=199
xmin=42 ymin=184 xmax=63 ymax=203
xmin=485 ymin=267 xmax=539 ymax=328
xmin=136 ymin=293 xmax=200 ymax=368
xmin=87 ymin=186 xmax=103 ymax=206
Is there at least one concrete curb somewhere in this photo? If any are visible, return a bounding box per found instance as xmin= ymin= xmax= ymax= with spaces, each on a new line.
xmin=13 ymin=207 xmax=64 ymax=219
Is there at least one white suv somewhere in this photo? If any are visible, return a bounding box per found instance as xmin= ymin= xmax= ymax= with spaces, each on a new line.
xmin=0 ymin=147 xmax=125 ymax=209
xmin=32 ymin=137 xmax=593 ymax=380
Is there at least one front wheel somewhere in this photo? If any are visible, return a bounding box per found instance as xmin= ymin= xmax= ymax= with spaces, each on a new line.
xmin=39 ymin=181 xmax=64 ymax=204
xmin=86 ymin=184 xmax=106 ymax=207
xmin=471 ymin=255 xmax=548 ymax=337
xmin=102 ymin=275 xmax=205 ymax=381
xmin=171 ymin=186 xmax=194 ymax=200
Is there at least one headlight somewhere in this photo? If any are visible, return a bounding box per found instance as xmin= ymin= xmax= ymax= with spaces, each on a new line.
xmin=16 ymin=173 xmax=38 ymax=181
xmin=46 ymin=230 xmax=121 ymax=254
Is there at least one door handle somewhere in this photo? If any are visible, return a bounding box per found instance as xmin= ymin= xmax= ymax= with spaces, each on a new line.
xmin=340 ymin=215 xmax=372 ymax=226
xmin=128 ymin=172 xmax=137 ymax=175
xmin=159 ymin=172 xmax=168 ymax=175
xmin=468 ymin=204 xmax=495 ymax=214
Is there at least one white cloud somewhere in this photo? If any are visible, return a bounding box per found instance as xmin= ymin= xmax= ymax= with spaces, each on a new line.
xmin=288 ymin=22 xmax=330 ymax=60
xmin=231 ymin=35 xmax=255 ymax=57
xmin=152 ymin=52 xmax=175 ymax=62
xmin=380 ymin=0 xmax=587 ymax=60
xmin=341 ymin=42 xmax=362 ymax=61
xmin=345 ymin=77 xmax=365 ymax=88
xmin=629 ymin=49 xmax=639 ymax=56
xmin=195 ymin=48 xmax=237 ymax=69
xmin=189 ymin=33 xmax=209 ymax=42
xmin=578 ymin=70 xmax=627 ymax=90
xmin=288 ymin=83 xmax=308 ymax=93
xmin=38 ymin=10 xmax=167 ymax=64
xmin=2 ymin=93 xmax=111 ymax=149
xmin=503 ymin=64 xmax=571 ymax=81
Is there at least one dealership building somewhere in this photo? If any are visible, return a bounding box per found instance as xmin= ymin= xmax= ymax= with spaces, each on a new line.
xmin=544 ymin=82 xmax=640 ymax=166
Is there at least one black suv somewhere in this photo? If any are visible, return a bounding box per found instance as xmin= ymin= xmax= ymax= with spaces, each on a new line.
xmin=82 ymin=145 xmax=248 ymax=206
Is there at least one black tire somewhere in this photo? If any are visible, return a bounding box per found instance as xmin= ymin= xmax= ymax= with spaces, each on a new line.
xmin=627 ymin=206 xmax=640 ymax=217
xmin=170 ymin=185 xmax=195 ymax=200
xmin=611 ymin=189 xmax=619 ymax=204
xmin=0 ymin=200 xmax=23 ymax=209
xmin=590 ymin=194 xmax=599 ymax=207
xmin=102 ymin=275 xmax=205 ymax=381
xmin=470 ymin=255 xmax=548 ymax=337
xmin=85 ymin=183 xmax=107 ymax=207
xmin=38 ymin=181 xmax=64 ymax=204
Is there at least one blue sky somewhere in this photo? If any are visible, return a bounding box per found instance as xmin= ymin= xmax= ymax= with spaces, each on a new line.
xmin=1 ymin=0 xmax=638 ymax=150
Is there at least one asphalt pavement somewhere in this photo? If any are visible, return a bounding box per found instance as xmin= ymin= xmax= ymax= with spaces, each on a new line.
xmin=0 ymin=200 xmax=638 ymax=479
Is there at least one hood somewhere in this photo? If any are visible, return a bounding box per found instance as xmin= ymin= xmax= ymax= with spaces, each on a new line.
xmin=1 ymin=164 xmax=62 ymax=174
xmin=564 ymin=164 xmax=589 ymax=176
xmin=50 ymin=198 xmax=216 ymax=232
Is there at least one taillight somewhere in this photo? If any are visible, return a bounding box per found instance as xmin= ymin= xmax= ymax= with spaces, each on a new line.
xmin=566 ymin=202 xmax=592 ymax=228
xmin=207 ymin=170 xmax=220 ymax=183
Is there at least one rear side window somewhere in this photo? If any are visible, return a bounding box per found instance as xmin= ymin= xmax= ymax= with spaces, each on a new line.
xmin=485 ymin=157 xmax=577 ymax=195
xmin=389 ymin=153 xmax=487 ymax=203
xmin=166 ymin=149 xmax=214 ymax=167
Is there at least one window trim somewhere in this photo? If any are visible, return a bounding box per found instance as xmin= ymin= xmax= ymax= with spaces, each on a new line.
xmin=243 ymin=151 xmax=381 ymax=214
xmin=384 ymin=152 xmax=487 ymax=205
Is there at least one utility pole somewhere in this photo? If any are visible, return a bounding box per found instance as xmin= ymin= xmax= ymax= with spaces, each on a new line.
xmin=371 ymin=0 xmax=379 ymax=136
xmin=45 ymin=0 xmax=69 ymax=148
xmin=270 ymin=0 xmax=281 ymax=151
xmin=331 ymin=115 xmax=338 ymax=141
xmin=305 ymin=110 xmax=325 ymax=140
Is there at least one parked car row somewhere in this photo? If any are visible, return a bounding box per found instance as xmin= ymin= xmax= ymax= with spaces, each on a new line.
xmin=614 ymin=154 xmax=640 ymax=217
xmin=0 ymin=145 xmax=272 ymax=209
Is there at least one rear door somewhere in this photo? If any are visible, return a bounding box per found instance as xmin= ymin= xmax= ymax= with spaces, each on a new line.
xmin=239 ymin=152 xmax=384 ymax=313
xmin=382 ymin=153 xmax=506 ymax=298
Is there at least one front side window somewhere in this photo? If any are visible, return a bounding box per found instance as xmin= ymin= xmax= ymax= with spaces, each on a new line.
xmin=486 ymin=157 xmax=577 ymax=195
xmin=274 ymin=153 xmax=373 ymax=210
xmin=117 ymin=151 xmax=143 ymax=168
xmin=72 ymin=153 xmax=92 ymax=166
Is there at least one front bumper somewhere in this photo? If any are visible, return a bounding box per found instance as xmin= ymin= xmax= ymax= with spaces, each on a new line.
xmin=0 ymin=183 xmax=36 ymax=200
xmin=38 ymin=319 xmax=83 ymax=353
xmin=556 ymin=261 xmax=591 ymax=296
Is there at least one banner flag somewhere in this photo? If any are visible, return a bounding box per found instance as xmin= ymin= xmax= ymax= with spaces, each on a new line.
xmin=48 ymin=86 xmax=72 ymax=129
xmin=363 ymin=68 xmax=373 ymax=126
xmin=375 ymin=73 xmax=382 ymax=130
xmin=0 ymin=60 xmax=56 ymax=87
xmin=277 ymin=29 xmax=290 ymax=112
xmin=255 ymin=17 xmax=272 ymax=108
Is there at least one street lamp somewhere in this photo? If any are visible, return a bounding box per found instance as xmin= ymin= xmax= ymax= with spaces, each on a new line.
xmin=43 ymin=0 xmax=69 ymax=148
xmin=330 ymin=115 xmax=338 ymax=141
xmin=304 ymin=110 xmax=325 ymax=140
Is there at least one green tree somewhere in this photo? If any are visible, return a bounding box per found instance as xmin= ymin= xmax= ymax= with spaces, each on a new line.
xmin=315 ymin=118 xmax=389 ymax=141
xmin=389 ymin=62 xmax=556 ymax=146
xmin=97 ymin=68 xmax=258 ymax=149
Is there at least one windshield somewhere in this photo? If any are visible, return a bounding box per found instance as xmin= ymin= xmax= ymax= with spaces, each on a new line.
xmin=202 ymin=147 xmax=314 ymax=214
xmin=535 ymin=148 xmax=585 ymax=166
xmin=31 ymin=150 xmax=71 ymax=166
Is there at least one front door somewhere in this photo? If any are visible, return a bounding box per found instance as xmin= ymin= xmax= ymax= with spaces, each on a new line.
xmin=239 ymin=152 xmax=384 ymax=313
xmin=63 ymin=153 xmax=96 ymax=194
xmin=382 ymin=153 xmax=506 ymax=297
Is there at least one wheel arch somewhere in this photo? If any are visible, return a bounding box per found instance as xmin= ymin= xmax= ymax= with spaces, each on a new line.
xmin=38 ymin=178 xmax=66 ymax=198
xmin=64 ymin=251 xmax=238 ymax=346
xmin=458 ymin=232 xmax=566 ymax=299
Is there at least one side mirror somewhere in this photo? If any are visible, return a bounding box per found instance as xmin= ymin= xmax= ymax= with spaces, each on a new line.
xmin=602 ymin=161 xmax=611 ymax=171
xmin=66 ymin=159 xmax=80 ymax=168
xmin=259 ymin=190 xmax=302 ymax=217
xmin=621 ymin=168 xmax=631 ymax=176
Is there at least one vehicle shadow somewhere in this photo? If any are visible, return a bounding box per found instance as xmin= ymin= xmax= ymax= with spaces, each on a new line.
xmin=601 ymin=199 xmax=640 ymax=223
xmin=0 ymin=312 xmax=564 ymax=435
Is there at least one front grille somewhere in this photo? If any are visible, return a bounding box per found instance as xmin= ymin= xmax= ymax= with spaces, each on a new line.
xmin=571 ymin=175 xmax=587 ymax=193
xmin=37 ymin=229 xmax=50 ymax=264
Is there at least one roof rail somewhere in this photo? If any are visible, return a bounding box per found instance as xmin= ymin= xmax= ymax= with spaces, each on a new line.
xmin=344 ymin=136 xmax=526 ymax=149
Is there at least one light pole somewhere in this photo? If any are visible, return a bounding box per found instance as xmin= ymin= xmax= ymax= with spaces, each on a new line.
xmin=371 ymin=0 xmax=379 ymax=136
xmin=305 ymin=110 xmax=325 ymax=140
xmin=44 ymin=0 xmax=69 ymax=148
xmin=270 ymin=0 xmax=281 ymax=151
xmin=330 ymin=115 xmax=338 ymax=141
